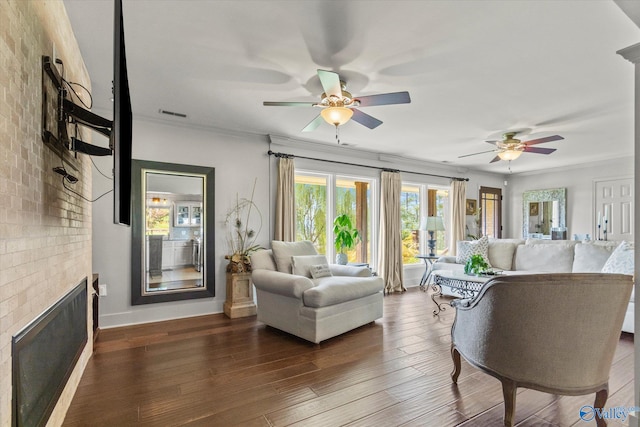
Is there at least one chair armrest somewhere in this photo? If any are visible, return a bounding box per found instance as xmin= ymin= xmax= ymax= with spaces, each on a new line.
xmin=251 ymin=269 xmax=314 ymax=298
xmin=329 ymin=264 xmax=372 ymax=277
xmin=451 ymin=298 xmax=473 ymax=308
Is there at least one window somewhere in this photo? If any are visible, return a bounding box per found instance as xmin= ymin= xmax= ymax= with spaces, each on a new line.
xmin=401 ymin=183 xmax=450 ymax=264
xmin=295 ymin=173 xmax=329 ymax=254
xmin=146 ymin=205 xmax=170 ymax=235
xmin=295 ymin=171 xmax=375 ymax=265
xmin=479 ymin=186 xmax=502 ymax=238
xmin=401 ymin=184 xmax=421 ymax=264
xmin=336 ymin=177 xmax=373 ymax=264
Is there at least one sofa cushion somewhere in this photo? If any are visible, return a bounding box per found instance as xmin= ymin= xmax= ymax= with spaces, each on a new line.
xmin=291 ymin=254 xmax=328 ymax=277
xmin=271 ymin=240 xmax=317 ymax=273
xmin=488 ymin=239 xmax=523 ymax=270
xmin=514 ymin=243 xmax=574 ymax=272
xmin=526 ymin=239 xmax=579 ymax=247
xmin=304 ymin=276 xmax=383 ymax=308
xmin=572 ymin=243 xmax=616 ymax=272
xmin=602 ymin=241 xmax=634 ymax=275
xmin=456 ymin=236 xmax=491 ymax=267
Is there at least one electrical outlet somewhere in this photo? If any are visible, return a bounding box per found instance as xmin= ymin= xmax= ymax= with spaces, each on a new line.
xmin=98 ymin=284 xmax=107 ymax=296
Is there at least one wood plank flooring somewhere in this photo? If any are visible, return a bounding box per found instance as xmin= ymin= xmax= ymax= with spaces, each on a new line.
xmin=63 ymin=287 xmax=634 ymax=426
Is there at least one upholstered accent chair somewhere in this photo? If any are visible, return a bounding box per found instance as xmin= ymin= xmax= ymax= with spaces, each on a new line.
xmin=251 ymin=241 xmax=384 ymax=344
xmin=450 ymin=273 xmax=633 ymax=427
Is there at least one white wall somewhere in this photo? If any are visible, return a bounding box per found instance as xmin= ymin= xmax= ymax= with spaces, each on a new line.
xmin=92 ymin=119 xmax=270 ymax=327
xmin=504 ymin=157 xmax=633 ymax=239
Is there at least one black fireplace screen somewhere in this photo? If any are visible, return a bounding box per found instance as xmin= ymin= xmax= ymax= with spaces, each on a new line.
xmin=12 ymin=278 xmax=88 ymax=427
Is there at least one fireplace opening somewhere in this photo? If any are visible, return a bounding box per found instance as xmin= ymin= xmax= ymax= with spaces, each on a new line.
xmin=12 ymin=278 xmax=88 ymax=427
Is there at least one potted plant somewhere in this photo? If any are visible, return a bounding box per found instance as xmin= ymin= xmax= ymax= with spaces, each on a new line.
xmin=333 ymin=214 xmax=360 ymax=265
xmin=464 ymin=254 xmax=489 ymax=276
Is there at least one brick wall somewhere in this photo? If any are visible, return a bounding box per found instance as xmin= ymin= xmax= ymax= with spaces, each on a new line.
xmin=0 ymin=1 xmax=93 ymax=426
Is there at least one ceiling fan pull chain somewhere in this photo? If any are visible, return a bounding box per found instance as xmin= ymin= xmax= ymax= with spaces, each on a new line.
xmin=335 ymin=124 xmax=341 ymax=145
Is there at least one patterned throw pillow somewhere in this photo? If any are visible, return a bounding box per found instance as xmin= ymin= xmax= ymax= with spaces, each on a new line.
xmin=456 ymin=235 xmax=492 ymax=267
xmin=309 ymin=264 xmax=332 ymax=279
xmin=601 ymin=241 xmax=634 ymax=275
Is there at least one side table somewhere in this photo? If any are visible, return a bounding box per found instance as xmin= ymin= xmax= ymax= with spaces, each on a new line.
xmin=416 ymin=254 xmax=440 ymax=291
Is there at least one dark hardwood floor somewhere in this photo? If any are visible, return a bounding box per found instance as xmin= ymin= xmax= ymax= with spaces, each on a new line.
xmin=64 ymin=287 xmax=634 ymax=426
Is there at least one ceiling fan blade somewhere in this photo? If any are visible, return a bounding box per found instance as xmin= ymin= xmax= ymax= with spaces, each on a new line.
xmin=485 ymin=140 xmax=499 ymax=145
xmin=351 ymin=108 xmax=382 ymax=129
xmin=458 ymin=149 xmax=496 ymax=159
xmin=301 ymin=115 xmax=324 ymax=132
xmin=317 ymin=69 xmax=342 ymax=98
xmin=356 ymin=91 xmax=411 ymax=107
xmin=489 ymin=156 xmax=502 ymax=163
xmin=523 ymin=146 xmax=557 ymax=155
xmin=263 ymin=101 xmax=316 ymax=107
xmin=523 ymin=135 xmax=564 ymax=146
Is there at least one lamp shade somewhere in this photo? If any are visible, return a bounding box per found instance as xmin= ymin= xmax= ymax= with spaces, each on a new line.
xmin=498 ymin=149 xmax=523 ymax=161
xmin=320 ymin=106 xmax=353 ymax=126
xmin=421 ymin=216 xmax=446 ymax=231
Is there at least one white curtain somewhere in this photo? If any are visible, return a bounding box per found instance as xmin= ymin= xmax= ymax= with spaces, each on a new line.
xmin=378 ymin=171 xmax=405 ymax=294
xmin=450 ymin=180 xmax=466 ymax=256
xmin=275 ymin=157 xmax=295 ymax=241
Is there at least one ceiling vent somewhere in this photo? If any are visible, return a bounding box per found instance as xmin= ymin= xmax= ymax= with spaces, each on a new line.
xmin=158 ymin=109 xmax=187 ymax=118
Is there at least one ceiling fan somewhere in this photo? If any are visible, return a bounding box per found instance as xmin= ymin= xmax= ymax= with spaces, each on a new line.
xmin=459 ymin=131 xmax=564 ymax=163
xmin=263 ymin=69 xmax=411 ymax=132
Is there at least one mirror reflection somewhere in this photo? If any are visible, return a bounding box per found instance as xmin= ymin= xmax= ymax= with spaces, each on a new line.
xmin=522 ymin=188 xmax=566 ymax=239
xmin=131 ymin=160 xmax=215 ymax=306
xmin=144 ymin=172 xmax=204 ymax=294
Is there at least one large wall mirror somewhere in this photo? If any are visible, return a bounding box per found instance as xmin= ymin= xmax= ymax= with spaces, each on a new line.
xmin=131 ymin=160 xmax=215 ymax=305
xmin=522 ymin=188 xmax=566 ymax=239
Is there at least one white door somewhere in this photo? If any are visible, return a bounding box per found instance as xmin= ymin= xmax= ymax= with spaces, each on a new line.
xmin=594 ymin=177 xmax=633 ymax=242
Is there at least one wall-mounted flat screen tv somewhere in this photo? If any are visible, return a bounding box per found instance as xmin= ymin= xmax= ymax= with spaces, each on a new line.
xmin=113 ymin=0 xmax=132 ymax=226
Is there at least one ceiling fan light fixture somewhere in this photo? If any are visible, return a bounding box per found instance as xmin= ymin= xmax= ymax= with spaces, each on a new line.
xmin=320 ymin=106 xmax=353 ymax=126
xmin=498 ymin=149 xmax=524 ymax=161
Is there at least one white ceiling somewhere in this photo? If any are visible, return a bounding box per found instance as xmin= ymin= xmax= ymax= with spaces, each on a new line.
xmin=63 ymin=0 xmax=640 ymax=174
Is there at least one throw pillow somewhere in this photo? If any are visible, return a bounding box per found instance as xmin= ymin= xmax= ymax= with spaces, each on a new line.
xmin=572 ymin=243 xmax=616 ymax=272
xmin=602 ymin=241 xmax=634 ymax=275
xmin=271 ymin=240 xmax=317 ymax=273
xmin=291 ymin=255 xmax=328 ymax=278
xmin=456 ymin=236 xmax=491 ymax=267
xmin=309 ymin=264 xmax=332 ymax=279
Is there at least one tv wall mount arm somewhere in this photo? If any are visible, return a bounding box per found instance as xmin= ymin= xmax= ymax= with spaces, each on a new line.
xmin=42 ymin=56 xmax=113 ymax=158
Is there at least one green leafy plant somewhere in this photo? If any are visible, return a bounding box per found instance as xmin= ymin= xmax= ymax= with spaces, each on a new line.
xmin=333 ymin=214 xmax=360 ymax=254
xmin=464 ymin=254 xmax=489 ymax=276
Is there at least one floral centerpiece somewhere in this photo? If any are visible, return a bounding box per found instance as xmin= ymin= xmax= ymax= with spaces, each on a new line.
xmin=225 ymin=179 xmax=262 ymax=273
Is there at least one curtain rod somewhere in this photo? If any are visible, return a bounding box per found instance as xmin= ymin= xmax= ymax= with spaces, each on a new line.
xmin=267 ymin=150 xmax=469 ymax=182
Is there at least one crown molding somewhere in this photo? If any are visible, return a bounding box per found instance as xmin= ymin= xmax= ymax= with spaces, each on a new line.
xmin=618 ymin=42 xmax=640 ymax=64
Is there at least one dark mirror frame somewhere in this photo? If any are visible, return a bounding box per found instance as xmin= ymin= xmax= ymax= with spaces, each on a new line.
xmin=131 ymin=159 xmax=215 ymax=305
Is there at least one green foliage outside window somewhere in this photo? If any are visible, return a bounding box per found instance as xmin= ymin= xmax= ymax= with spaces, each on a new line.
xmin=146 ymin=207 xmax=170 ymax=235
xmin=295 ymin=182 xmax=326 ymax=254
xmin=401 ymin=189 xmax=420 ymax=264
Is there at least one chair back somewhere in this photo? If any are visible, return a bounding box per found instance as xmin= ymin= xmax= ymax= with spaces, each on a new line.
xmin=250 ymin=249 xmax=277 ymax=271
xmin=452 ymin=273 xmax=632 ymax=393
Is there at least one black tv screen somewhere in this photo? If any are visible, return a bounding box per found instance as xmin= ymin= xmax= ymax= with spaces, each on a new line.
xmin=113 ymin=0 xmax=132 ymax=226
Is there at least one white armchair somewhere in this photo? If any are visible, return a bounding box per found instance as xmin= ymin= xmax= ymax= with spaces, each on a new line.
xmin=251 ymin=241 xmax=384 ymax=344
xmin=450 ymin=273 xmax=633 ymax=427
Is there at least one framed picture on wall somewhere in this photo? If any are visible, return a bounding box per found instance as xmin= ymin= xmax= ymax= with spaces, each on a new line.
xmin=466 ymin=199 xmax=477 ymax=215
xmin=529 ymin=202 xmax=539 ymax=216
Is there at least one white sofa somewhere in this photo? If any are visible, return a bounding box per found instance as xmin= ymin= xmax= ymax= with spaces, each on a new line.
xmin=432 ymin=238 xmax=635 ymax=333
xmin=251 ymin=241 xmax=384 ymax=343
